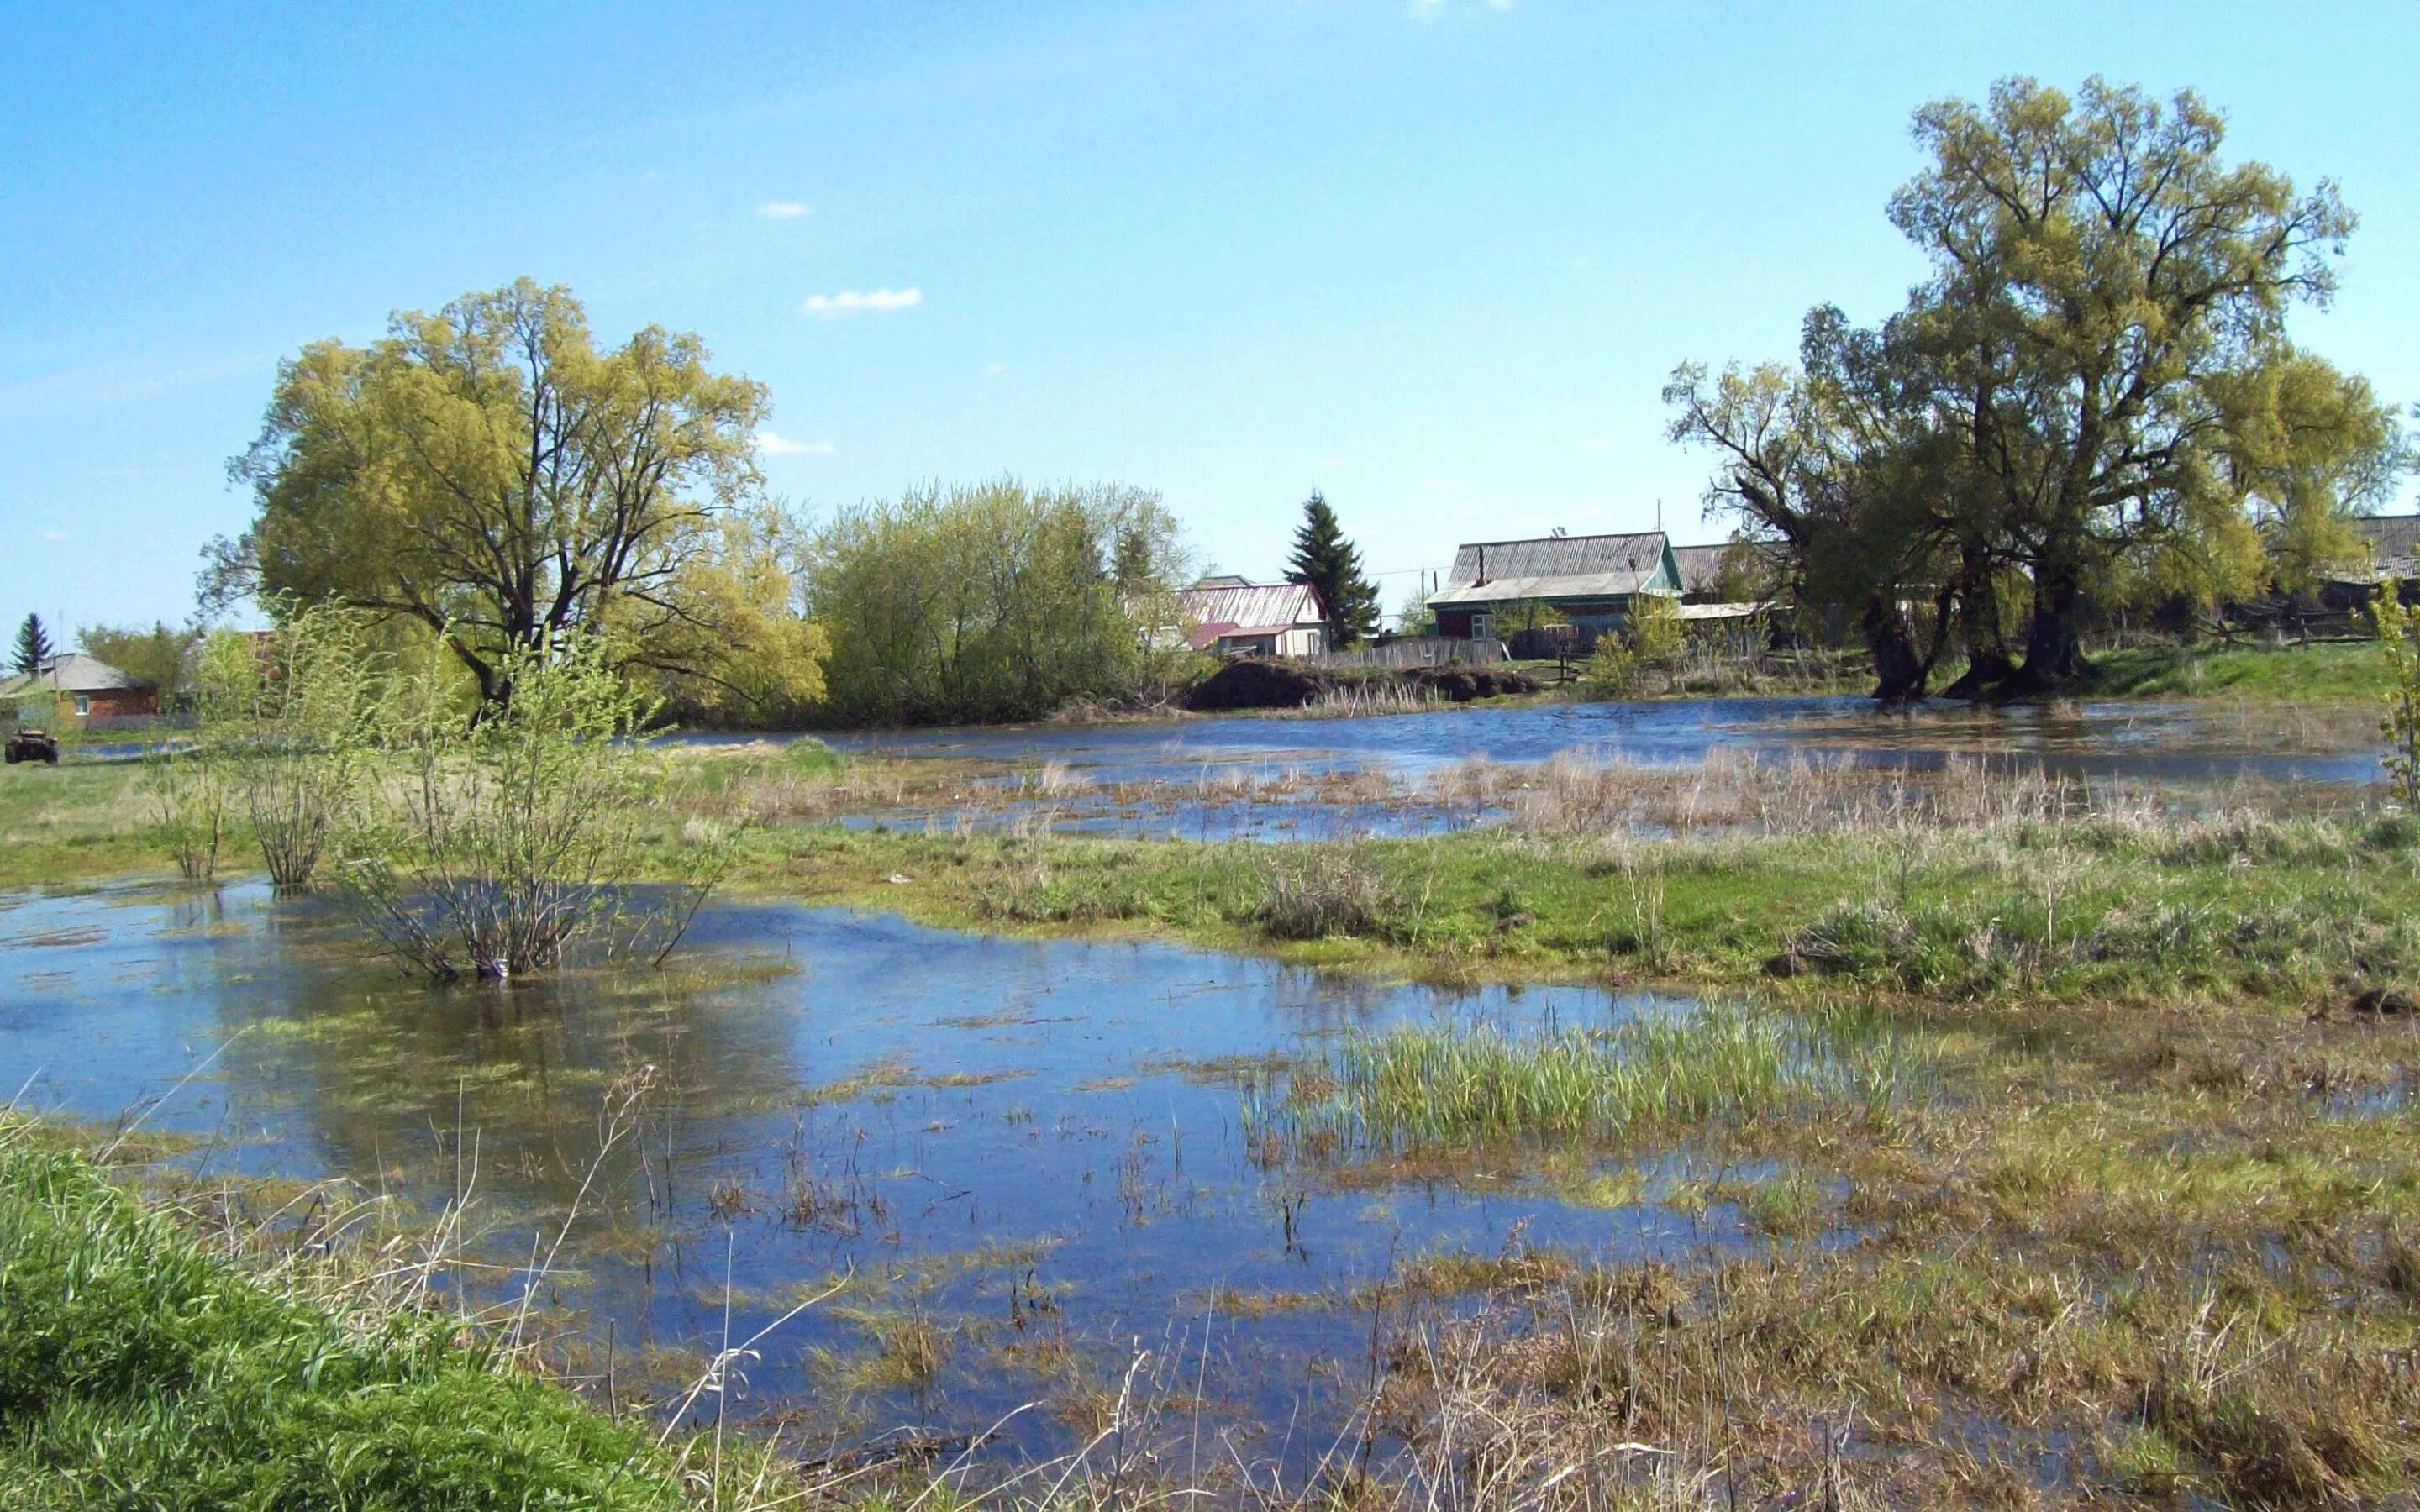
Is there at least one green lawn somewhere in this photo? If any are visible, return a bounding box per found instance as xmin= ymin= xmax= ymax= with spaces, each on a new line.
xmin=2081 ymin=638 xmax=2390 ymax=702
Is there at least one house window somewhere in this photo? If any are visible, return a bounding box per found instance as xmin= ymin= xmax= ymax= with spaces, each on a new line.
xmin=1470 ymin=613 xmax=1492 ymax=641
xmin=73 ymin=695 xmax=90 ymax=717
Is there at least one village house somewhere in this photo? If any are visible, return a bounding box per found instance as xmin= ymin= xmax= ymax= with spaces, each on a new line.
xmin=1175 ymin=576 xmax=1330 ymax=659
xmin=1424 ymin=530 xmax=1684 ymax=643
xmin=0 ymin=653 xmax=159 ymax=727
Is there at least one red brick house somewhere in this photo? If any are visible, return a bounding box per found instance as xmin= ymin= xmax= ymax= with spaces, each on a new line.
xmin=0 ymin=653 xmax=159 ymax=727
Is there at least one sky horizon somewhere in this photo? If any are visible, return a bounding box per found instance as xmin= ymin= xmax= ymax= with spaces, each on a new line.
xmin=4 ymin=2 xmax=2416 ymax=638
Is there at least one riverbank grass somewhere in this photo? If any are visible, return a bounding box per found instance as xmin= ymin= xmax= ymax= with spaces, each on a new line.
xmin=0 ymin=1131 xmax=686 ymax=1510
xmin=2081 ymin=638 xmax=2388 ymax=702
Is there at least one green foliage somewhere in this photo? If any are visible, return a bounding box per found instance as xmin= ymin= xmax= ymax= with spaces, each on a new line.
xmin=2216 ymin=352 xmax=2409 ymax=592
xmin=1627 ymin=593 xmax=1683 ymax=664
xmin=0 ymin=1137 xmax=682 ymax=1510
xmin=196 ymin=602 xmax=387 ymax=890
xmin=74 ymin=622 xmax=197 ymax=705
xmin=342 ymin=634 xmax=724 ymax=981
xmin=215 ymin=279 xmax=818 ymax=714
xmin=139 ymin=751 xmax=231 ymax=882
xmin=9 ymin=615 xmax=50 ymax=679
xmin=1284 ymin=491 xmax=1382 ymax=648
xmin=1583 ymin=594 xmax=1683 ymax=696
xmin=2376 ymin=591 xmax=2420 ymax=809
xmin=803 ymin=478 xmax=1189 ymax=726
xmin=1673 ymin=76 xmax=2400 ymax=696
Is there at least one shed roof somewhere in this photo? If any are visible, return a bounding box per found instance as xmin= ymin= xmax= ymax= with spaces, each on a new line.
xmin=1427 ymin=531 xmax=1674 ymax=607
xmin=1176 ymin=580 xmax=1325 ymax=649
xmin=2358 ymin=513 xmax=2420 ymax=575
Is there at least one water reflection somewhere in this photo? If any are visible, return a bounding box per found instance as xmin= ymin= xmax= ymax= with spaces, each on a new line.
xmin=785 ymin=695 xmax=2382 ymax=785
xmin=3 ymin=882 xmax=1837 ymax=1462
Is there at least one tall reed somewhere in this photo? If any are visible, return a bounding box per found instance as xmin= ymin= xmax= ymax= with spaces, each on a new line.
xmin=1261 ymin=1005 xmax=1908 ymax=1153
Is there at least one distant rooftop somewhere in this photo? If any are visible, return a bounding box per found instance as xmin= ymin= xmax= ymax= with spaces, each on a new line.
xmin=0 ymin=652 xmax=148 ymax=696
xmin=1176 ymin=579 xmax=1326 ymax=650
xmin=1427 ymin=530 xmax=1674 ymax=607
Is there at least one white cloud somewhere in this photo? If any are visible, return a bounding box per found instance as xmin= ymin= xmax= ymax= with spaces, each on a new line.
xmin=801 ymin=287 xmax=922 ymax=318
xmin=1408 ymin=0 xmax=1511 ymax=18
xmin=41 ymin=529 xmax=67 ymax=542
xmin=757 ymin=201 xmax=811 ymax=219
xmin=1584 ymin=438 xmax=1610 ymax=453
xmin=1418 ymin=478 xmax=1450 ymax=492
xmin=757 ymin=432 xmax=835 ymax=456
xmin=982 ymin=360 xmax=1007 ymax=377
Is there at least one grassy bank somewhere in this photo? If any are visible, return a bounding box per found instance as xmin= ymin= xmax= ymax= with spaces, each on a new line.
xmin=722 ymin=790 xmax=2417 ymax=1013
xmin=2081 ymin=638 xmax=2391 ymax=702
xmin=0 ymin=1126 xmax=687 ymax=1510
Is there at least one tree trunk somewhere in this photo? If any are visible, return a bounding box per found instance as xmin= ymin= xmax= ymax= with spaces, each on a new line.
xmin=2000 ymin=564 xmax=2091 ymax=696
xmin=1939 ymin=549 xmax=2013 ymax=701
xmin=1865 ymin=599 xmax=1929 ymax=702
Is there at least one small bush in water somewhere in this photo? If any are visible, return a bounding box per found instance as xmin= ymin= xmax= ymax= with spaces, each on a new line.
xmin=340 ymin=634 xmax=734 ymax=981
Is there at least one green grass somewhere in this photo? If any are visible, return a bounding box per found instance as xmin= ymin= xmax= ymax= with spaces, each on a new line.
xmin=0 ymin=1134 xmax=684 ymax=1511
xmin=734 ymin=806 xmax=2420 ymax=1012
xmin=1262 ymin=1005 xmax=1908 ymax=1152
xmin=0 ymin=758 xmax=165 ymax=885
xmin=2081 ymin=638 xmax=2390 ymax=702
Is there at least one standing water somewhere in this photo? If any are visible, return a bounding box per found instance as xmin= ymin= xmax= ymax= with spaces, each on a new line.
xmin=0 ymin=881 xmax=1828 ymax=1467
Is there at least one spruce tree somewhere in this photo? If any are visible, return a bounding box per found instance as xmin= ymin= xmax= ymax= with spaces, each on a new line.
xmin=12 ymin=614 xmax=52 ymax=677
xmin=1284 ymin=491 xmax=1382 ymax=648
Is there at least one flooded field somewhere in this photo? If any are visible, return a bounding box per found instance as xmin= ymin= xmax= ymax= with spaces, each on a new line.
xmin=802 ymin=695 xmax=2382 ymax=786
xmin=0 ymin=880 xmax=1858 ymax=1467
xmin=687 ymin=694 xmax=2384 ymax=842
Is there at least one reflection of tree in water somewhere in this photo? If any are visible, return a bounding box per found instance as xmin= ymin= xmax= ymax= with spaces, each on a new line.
xmin=203 ymin=888 xmax=804 ymax=1226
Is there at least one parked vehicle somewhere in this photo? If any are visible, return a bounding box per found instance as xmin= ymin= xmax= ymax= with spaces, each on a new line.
xmin=3 ymin=727 xmax=60 ymax=764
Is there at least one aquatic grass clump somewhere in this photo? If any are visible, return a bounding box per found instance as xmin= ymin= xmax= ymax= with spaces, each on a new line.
xmin=1263 ymin=1005 xmax=1910 ymax=1154
xmin=0 ymin=1137 xmax=683 ymax=1510
xmin=1246 ymin=841 xmax=1409 ymax=941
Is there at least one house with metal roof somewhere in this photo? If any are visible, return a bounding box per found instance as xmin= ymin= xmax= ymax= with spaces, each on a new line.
xmin=1175 ymin=579 xmax=1329 ymax=659
xmin=2355 ymin=513 xmax=2420 ymax=580
xmin=0 ymin=653 xmax=159 ymax=727
xmin=1424 ymin=531 xmax=1683 ymax=641
xmin=1670 ymin=539 xmax=1787 ymax=603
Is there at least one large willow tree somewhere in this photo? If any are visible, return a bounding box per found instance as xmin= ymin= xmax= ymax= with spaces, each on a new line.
xmin=1673 ymin=77 xmax=2404 ymax=700
xmin=803 ymin=480 xmax=1190 ymax=726
xmin=211 ymin=279 xmax=825 ymax=715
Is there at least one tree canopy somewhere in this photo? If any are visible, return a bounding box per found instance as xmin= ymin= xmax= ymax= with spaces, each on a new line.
xmin=10 ymin=616 xmax=51 ymax=678
xmin=802 ymin=479 xmax=1191 ymax=727
xmin=1284 ymin=491 xmax=1382 ymax=648
xmin=1671 ymin=76 xmax=2407 ymax=699
xmin=210 ymin=279 xmax=825 ymax=716
xmin=77 ymin=623 xmax=200 ymax=702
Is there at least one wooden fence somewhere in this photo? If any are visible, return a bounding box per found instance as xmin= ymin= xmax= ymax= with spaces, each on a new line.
xmin=1308 ymin=637 xmax=1509 ymax=669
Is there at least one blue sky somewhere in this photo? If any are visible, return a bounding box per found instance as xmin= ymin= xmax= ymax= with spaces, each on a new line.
xmin=3 ymin=1 xmax=2414 ymax=635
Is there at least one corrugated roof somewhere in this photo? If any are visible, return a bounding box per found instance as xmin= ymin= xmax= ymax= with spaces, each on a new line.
xmin=2358 ymin=513 xmax=2420 ymax=575
xmin=1176 ymin=580 xmax=1325 ymax=649
xmin=1427 ymin=531 xmax=1675 ymax=606
xmin=1670 ymin=540 xmax=1785 ymax=595
xmin=0 ymin=653 xmax=146 ymax=695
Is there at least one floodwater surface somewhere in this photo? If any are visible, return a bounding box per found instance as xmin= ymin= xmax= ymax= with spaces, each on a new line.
xmin=805 ymin=695 xmax=2383 ymax=786
xmin=0 ymin=881 xmax=1815 ymax=1465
